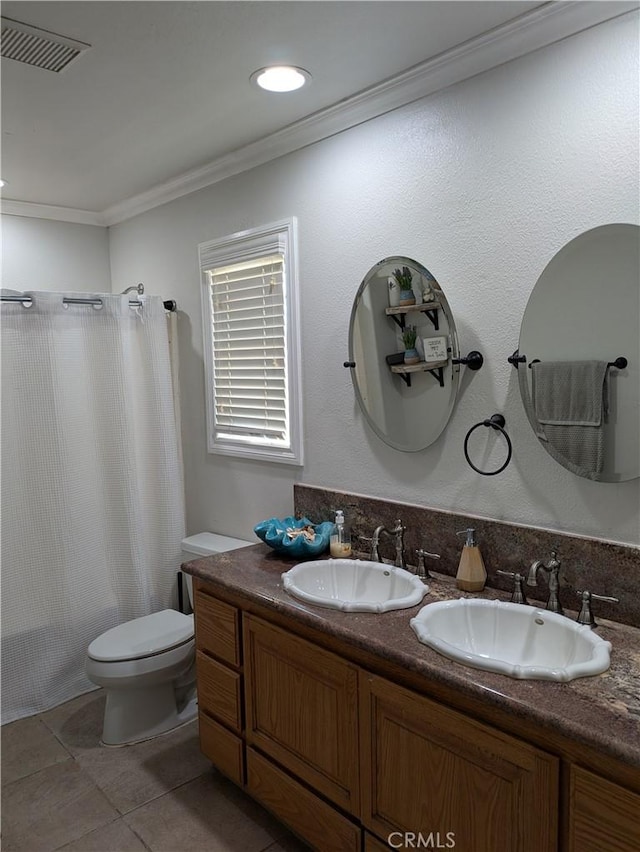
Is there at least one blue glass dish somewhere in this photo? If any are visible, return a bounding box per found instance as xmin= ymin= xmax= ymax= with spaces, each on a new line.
xmin=254 ymin=516 xmax=333 ymax=559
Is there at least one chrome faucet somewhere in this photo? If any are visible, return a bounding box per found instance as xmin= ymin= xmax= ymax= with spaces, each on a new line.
xmin=371 ymin=519 xmax=406 ymax=568
xmin=527 ymin=550 xmax=563 ymax=614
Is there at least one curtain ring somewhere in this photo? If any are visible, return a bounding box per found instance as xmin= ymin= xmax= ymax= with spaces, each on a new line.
xmin=463 ymin=414 xmax=512 ymax=476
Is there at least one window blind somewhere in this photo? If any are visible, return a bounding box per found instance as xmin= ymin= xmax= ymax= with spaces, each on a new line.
xmin=206 ymin=253 xmax=289 ymax=445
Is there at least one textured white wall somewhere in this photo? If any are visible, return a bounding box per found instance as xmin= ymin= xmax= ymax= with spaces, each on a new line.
xmin=1 ymin=216 xmax=111 ymax=293
xmin=108 ymin=13 xmax=640 ymax=546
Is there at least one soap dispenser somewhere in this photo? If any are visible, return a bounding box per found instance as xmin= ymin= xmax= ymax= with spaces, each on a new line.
xmin=455 ymin=528 xmax=487 ymax=592
xmin=330 ymin=510 xmax=352 ymax=558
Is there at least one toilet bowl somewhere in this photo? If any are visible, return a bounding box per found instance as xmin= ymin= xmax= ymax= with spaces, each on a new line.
xmin=85 ymin=532 xmax=251 ymax=746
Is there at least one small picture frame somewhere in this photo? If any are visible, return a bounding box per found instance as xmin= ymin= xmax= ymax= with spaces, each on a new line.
xmin=422 ymin=336 xmax=448 ymax=363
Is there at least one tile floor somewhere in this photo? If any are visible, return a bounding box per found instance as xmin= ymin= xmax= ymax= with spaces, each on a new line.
xmin=1 ymin=690 xmax=310 ymax=852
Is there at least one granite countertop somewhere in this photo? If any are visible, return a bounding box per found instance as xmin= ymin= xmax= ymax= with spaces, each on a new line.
xmin=183 ymin=544 xmax=640 ymax=770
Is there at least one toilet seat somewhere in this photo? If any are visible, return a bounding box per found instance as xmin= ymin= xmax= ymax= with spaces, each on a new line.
xmin=87 ymin=610 xmax=194 ymax=662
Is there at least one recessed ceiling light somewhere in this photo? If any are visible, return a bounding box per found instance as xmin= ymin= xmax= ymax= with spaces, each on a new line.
xmin=251 ymin=66 xmax=311 ymax=93
xmin=0 ymin=179 xmax=6 ymax=188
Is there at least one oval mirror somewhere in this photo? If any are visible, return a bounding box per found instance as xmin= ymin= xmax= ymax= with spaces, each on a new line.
xmin=517 ymin=223 xmax=639 ymax=482
xmin=348 ymin=256 xmax=461 ymax=452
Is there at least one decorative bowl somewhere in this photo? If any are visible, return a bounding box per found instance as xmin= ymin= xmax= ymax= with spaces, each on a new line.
xmin=253 ymin=516 xmax=333 ymax=559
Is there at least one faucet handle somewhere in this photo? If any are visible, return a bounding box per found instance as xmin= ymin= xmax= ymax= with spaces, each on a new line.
xmin=497 ymin=570 xmax=528 ymax=605
xmin=576 ymin=590 xmax=619 ymax=628
xmin=416 ymin=547 xmax=440 ymax=561
xmin=415 ymin=548 xmax=440 ymax=581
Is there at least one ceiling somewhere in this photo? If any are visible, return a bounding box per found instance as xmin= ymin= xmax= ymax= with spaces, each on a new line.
xmin=0 ymin=1 xmax=635 ymax=223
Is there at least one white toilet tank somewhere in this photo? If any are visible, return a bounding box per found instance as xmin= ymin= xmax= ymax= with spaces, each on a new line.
xmin=180 ymin=532 xmax=252 ymax=609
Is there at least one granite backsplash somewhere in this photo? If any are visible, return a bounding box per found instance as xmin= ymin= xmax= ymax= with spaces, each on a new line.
xmin=294 ymin=484 xmax=640 ymax=629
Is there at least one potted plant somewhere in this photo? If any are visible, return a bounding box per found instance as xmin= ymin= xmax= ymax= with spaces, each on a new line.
xmin=402 ymin=325 xmax=420 ymax=364
xmin=393 ymin=266 xmax=416 ymax=306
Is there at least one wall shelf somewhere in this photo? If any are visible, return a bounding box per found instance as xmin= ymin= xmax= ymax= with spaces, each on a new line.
xmin=385 ymin=301 xmax=441 ymax=331
xmin=390 ymin=358 xmax=448 ymax=388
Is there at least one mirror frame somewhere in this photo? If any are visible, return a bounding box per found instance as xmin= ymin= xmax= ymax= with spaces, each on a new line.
xmin=348 ymin=256 xmax=461 ymax=452
xmin=517 ymin=223 xmax=639 ymax=482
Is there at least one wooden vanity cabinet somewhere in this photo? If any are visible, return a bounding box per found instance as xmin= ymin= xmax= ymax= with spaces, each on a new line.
xmin=360 ymin=672 xmax=559 ymax=852
xmin=193 ymin=579 xmax=638 ymax=852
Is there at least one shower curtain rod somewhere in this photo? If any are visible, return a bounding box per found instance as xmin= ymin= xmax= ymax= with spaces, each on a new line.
xmin=1 ymin=294 xmax=177 ymax=312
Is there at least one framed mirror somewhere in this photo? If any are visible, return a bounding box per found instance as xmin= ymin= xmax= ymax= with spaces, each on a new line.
xmin=517 ymin=223 xmax=639 ymax=482
xmin=348 ymin=256 xmax=461 ymax=452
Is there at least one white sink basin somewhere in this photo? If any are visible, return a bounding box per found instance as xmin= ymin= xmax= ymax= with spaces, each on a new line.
xmin=282 ymin=559 xmax=429 ymax=613
xmin=410 ymin=598 xmax=611 ymax=681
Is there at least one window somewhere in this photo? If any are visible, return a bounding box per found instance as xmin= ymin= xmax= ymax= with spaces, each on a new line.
xmin=198 ymin=218 xmax=303 ymax=465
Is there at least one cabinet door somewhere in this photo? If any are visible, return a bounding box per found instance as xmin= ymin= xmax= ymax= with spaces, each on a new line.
xmin=360 ymin=673 xmax=558 ymax=852
xmin=244 ymin=615 xmax=360 ymax=814
xmin=569 ymin=765 xmax=640 ymax=852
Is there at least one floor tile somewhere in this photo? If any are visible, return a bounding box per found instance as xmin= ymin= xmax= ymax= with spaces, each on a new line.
xmin=1 ymin=760 xmax=119 ymax=852
xmin=39 ymin=689 xmax=106 ymax=757
xmin=55 ymin=818 xmax=149 ymax=851
xmin=7 ymin=691 xmax=310 ymax=851
xmin=1 ymin=716 xmax=72 ymax=786
xmin=75 ymin=719 xmax=211 ymax=814
xmin=124 ymin=771 xmax=288 ymax=852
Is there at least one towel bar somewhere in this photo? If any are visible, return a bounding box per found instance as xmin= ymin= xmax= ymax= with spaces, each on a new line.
xmin=508 ymin=351 xmax=628 ymax=371
xmin=526 ymin=356 xmax=628 ymax=370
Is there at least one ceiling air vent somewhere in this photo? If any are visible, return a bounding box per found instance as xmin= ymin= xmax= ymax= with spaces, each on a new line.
xmin=1 ymin=16 xmax=91 ymax=73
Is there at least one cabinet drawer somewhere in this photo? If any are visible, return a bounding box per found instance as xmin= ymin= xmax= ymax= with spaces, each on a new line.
xmin=246 ymin=748 xmax=361 ymax=852
xmin=194 ymin=587 xmax=240 ymax=667
xmin=569 ymin=765 xmax=640 ymax=852
xmin=244 ymin=614 xmax=360 ymax=815
xmin=199 ymin=712 xmax=244 ymax=786
xmin=196 ymin=650 xmax=242 ymax=731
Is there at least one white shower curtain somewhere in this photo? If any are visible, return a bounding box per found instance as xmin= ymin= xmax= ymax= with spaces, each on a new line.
xmin=1 ymin=291 xmax=186 ymax=724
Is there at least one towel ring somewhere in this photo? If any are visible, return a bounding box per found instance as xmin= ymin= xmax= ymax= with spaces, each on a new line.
xmin=464 ymin=414 xmax=512 ymax=476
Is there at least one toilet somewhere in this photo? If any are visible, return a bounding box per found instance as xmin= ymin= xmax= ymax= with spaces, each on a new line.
xmin=85 ymin=532 xmax=251 ymax=746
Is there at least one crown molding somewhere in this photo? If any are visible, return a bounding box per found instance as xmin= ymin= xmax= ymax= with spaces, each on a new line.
xmin=102 ymin=1 xmax=639 ymax=226
xmin=1 ymin=199 xmax=106 ymax=226
xmin=6 ymin=1 xmax=639 ymax=227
